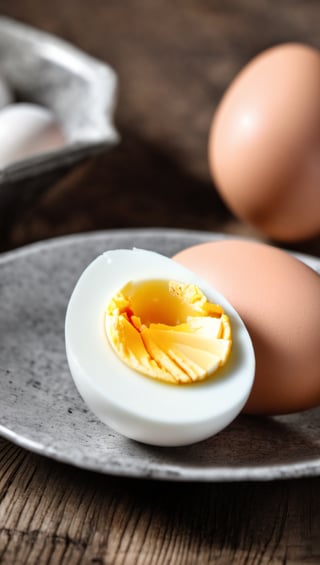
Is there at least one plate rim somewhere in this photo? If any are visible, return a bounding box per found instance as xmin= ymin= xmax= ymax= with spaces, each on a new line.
xmin=1 ymin=226 xmax=319 ymax=264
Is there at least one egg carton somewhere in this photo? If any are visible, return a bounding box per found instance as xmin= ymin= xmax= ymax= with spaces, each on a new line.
xmin=0 ymin=16 xmax=119 ymax=235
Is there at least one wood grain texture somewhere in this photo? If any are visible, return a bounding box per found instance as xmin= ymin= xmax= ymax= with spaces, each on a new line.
xmin=1 ymin=437 xmax=320 ymax=564
xmin=0 ymin=2 xmax=319 ymax=563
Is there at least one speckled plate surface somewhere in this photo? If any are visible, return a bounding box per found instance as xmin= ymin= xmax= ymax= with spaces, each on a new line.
xmin=1 ymin=228 xmax=320 ymax=482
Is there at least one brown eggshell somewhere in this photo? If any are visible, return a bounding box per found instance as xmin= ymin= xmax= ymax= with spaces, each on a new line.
xmin=209 ymin=43 xmax=320 ymax=241
xmin=173 ymin=240 xmax=320 ymax=415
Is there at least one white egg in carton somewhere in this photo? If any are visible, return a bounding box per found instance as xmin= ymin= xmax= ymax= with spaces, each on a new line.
xmin=0 ymin=17 xmax=119 ymax=233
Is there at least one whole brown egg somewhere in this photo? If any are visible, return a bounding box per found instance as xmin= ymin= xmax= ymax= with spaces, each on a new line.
xmin=209 ymin=43 xmax=320 ymax=241
xmin=173 ymin=239 xmax=320 ymax=415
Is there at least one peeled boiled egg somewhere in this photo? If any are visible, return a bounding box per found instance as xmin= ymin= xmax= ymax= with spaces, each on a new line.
xmin=209 ymin=43 xmax=320 ymax=241
xmin=173 ymin=239 xmax=320 ymax=415
xmin=65 ymin=248 xmax=255 ymax=446
xmin=0 ymin=102 xmax=65 ymax=167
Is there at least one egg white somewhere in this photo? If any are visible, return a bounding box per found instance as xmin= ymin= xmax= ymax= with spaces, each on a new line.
xmin=65 ymin=248 xmax=255 ymax=446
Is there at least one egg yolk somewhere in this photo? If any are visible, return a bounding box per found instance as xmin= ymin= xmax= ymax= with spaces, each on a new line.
xmin=105 ymin=280 xmax=232 ymax=384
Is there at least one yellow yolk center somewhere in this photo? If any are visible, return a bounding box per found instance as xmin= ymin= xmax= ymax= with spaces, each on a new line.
xmin=105 ymin=280 xmax=232 ymax=384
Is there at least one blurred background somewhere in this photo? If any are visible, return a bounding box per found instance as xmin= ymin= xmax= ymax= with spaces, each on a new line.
xmin=0 ymin=0 xmax=319 ymax=255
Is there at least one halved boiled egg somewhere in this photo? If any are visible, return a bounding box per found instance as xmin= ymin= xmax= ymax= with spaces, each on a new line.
xmin=65 ymin=249 xmax=255 ymax=446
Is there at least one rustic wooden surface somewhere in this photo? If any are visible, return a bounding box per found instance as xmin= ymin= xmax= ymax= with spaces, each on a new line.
xmin=0 ymin=1 xmax=320 ymax=563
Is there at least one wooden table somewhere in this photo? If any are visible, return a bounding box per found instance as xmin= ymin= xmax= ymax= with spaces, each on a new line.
xmin=0 ymin=1 xmax=319 ymax=562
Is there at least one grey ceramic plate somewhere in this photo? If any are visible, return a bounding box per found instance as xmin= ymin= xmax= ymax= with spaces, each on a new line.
xmin=1 ymin=228 xmax=320 ymax=482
